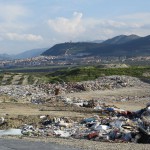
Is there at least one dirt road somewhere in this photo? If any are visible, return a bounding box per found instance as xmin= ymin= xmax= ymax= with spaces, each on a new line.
xmin=1 ymin=137 xmax=150 ymax=150
xmin=0 ymin=138 xmax=81 ymax=150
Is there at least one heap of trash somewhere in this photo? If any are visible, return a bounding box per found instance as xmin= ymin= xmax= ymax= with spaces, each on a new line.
xmin=0 ymin=76 xmax=149 ymax=103
xmin=38 ymin=75 xmax=148 ymax=94
xmin=20 ymin=102 xmax=150 ymax=143
xmin=0 ymin=85 xmax=48 ymax=102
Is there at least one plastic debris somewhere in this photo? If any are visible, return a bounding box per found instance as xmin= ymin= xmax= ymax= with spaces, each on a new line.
xmin=18 ymin=103 xmax=150 ymax=143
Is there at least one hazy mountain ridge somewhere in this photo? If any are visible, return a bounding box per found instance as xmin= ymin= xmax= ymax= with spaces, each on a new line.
xmin=0 ymin=54 xmax=12 ymax=60
xmin=1 ymin=34 xmax=150 ymax=60
xmin=13 ymin=48 xmax=47 ymax=59
xmin=0 ymin=48 xmax=47 ymax=60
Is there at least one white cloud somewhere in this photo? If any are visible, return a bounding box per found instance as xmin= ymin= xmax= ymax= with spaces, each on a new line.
xmin=120 ymin=12 xmax=150 ymax=20
xmin=5 ymin=33 xmax=43 ymax=41
xmin=105 ymin=20 xmax=127 ymax=28
xmin=0 ymin=4 xmax=28 ymax=22
xmin=47 ymin=12 xmax=145 ymax=42
xmin=0 ymin=4 xmax=31 ymax=42
xmin=48 ymin=12 xmax=85 ymax=36
xmin=0 ymin=23 xmax=28 ymax=33
xmin=83 ymin=19 xmax=127 ymax=29
xmin=47 ymin=12 xmax=125 ymax=40
xmin=118 ymin=12 xmax=150 ymax=28
xmin=46 ymin=11 xmax=150 ymax=43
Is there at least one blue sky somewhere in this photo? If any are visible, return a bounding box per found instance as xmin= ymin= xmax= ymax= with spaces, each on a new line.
xmin=0 ymin=0 xmax=150 ymax=54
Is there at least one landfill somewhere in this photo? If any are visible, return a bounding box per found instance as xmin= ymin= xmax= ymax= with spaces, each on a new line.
xmin=0 ymin=75 xmax=149 ymax=144
xmin=0 ymin=75 xmax=149 ymax=103
xmin=18 ymin=102 xmax=150 ymax=143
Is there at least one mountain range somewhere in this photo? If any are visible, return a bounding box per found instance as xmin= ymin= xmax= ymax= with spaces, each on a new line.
xmin=0 ymin=54 xmax=11 ymax=60
xmin=0 ymin=48 xmax=47 ymax=60
xmin=1 ymin=34 xmax=150 ymax=60
xmin=13 ymin=48 xmax=47 ymax=59
xmin=42 ymin=34 xmax=150 ymax=57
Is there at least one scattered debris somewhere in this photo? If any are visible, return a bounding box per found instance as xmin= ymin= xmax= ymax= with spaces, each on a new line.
xmin=0 ymin=75 xmax=149 ymax=144
xmin=19 ymin=103 xmax=150 ymax=143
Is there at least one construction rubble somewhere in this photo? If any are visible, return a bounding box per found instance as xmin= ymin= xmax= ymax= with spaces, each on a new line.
xmin=19 ymin=102 xmax=150 ymax=143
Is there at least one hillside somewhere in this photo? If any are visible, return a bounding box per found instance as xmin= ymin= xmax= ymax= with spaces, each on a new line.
xmin=1 ymin=66 xmax=150 ymax=84
xmin=0 ymin=73 xmax=39 ymax=85
xmin=0 ymin=54 xmax=12 ymax=60
xmin=46 ymin=66 xmax=150 ymax=83
xmin=102 ymin=34 xmax=140 ymax=44
xmin=42 ymin=35 xmax=150 ymax=57
xmin=0 ymin=48 xmax=47 ymax=60
xmin=42 ymin=42 xmax=97 ymax=56
xmin=13 ymin=48 xmax=47 ymax=59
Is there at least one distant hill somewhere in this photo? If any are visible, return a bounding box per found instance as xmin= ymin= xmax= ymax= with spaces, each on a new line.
xmin=102 ymin=34 xmax=140 ymax=44
xmin=42 ymin=42 xmax=97 ymax=56
xmin=13 ymin=48 xmax=47 ymax=59
xmin=0 ymin=54 xmax=12 ymax=60
xmin=90 ymin=40 xmax=104 ymax=43
xmin=42 ymin=35 xmax=150 ymax=57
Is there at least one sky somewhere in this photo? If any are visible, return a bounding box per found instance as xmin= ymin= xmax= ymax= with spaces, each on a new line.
xmin=0 ymin=0 xmax=150 ymax=54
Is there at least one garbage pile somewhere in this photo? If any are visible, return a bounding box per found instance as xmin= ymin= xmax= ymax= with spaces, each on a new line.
xmin=0 ymin=85 xmax=48 ymax=102
xmin=38 ymin=75 xmax=148 ymax=94
xmin=21 ymin=103 xmax=150 ymax=143
xmin=57 ymin=96 xmax=96 ymax=107
xmin=0 ymin=76 xmax=149 ymax=102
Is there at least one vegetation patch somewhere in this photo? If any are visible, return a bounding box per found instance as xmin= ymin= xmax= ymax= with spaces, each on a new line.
xmin=1 ymin=66 xmax=150 ymax=84
xmin=28 ymin=75 xmax=35 ymax=84
xmin=47 ymin=66 xmax=150 ymax=83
